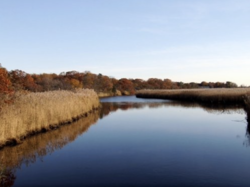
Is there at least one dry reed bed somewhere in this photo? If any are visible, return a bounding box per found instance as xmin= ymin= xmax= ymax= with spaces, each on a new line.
xmin=136 ymin=88 xmax=250 ymax=105
xmin=0 ymin=89 xmax=100 ymax=148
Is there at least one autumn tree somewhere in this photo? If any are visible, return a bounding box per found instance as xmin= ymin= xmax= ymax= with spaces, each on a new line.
xmin=115 ymin=78 xmax=135 ymax=95
xmin=9 ymin=70 xmax=27 ymax=90
xmin=0 ymin=68 xmax=12 ymax=94
xmin=34 ymin=73 xmax=60 ymax=91
xmin=176 ymin=82 xmax=184 ymax=88
xmin=208 ymin=82 xmax=215 ymax=88
xmin=82 ymin=71 xmax=96 ymax=89
xmin=200 ymin=81 xmax=208 ymax=87
xmin=100 ymin=75 xmax=113 ymax=92
xmin=171 ymin=82 xmax=179 ymax=89
xmin=147 ymin=78 xmax=163 ymax=89
xmin=132 ymin=79 xmax=147 ymax=90
xmin=69 ymin=78 xmax=83 ymax=89
xmin=163 ymin=79 xmax=172 ymax=89
xmin=226 ymin=81 xmax=238 ymax=88
xmin=0 ymin=66 xmax=13 ymax=106
xmin=93 ymin=74 xmax=113 ymax=92
xmin=189 ymin=82 xmax=199 ymax=88
xmin=23 ymin=74 xmax=38 ymax=91
xmin=214 ymin=82 xmax=225 ymax=88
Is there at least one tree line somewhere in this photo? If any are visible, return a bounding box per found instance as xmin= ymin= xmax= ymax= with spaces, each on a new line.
xmin=0 ymin=64 xmax=241 ymax=101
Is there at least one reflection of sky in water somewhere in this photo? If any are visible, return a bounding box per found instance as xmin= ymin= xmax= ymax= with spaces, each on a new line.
xmin=7 ymin=96 xmax=250 ymax=186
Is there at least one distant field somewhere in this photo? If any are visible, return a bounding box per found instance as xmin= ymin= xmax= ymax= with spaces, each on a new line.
xmin=136 ymin=88 xmax=250 ymax=106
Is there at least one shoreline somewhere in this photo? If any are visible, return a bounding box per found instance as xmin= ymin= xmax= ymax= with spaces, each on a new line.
xmin=0 ymin=108 xmax=100 ymax=149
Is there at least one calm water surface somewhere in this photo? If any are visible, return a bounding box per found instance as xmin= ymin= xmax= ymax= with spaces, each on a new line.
xmin=1 ymin=96 xmax=250 ymax=187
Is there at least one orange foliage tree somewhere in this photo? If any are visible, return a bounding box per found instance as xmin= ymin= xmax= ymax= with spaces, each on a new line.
xmin=116 ymin=78 xmax=135 ymax=94
xmin=70 ymin=78 xmax=83 ymax=89
xmin=0 ymin=66 xmax=13 ymax=106
xmin=0 ymin=68 xmax=12 ymax=94
xmin=9 ymin=70 xmax=39 ymax=91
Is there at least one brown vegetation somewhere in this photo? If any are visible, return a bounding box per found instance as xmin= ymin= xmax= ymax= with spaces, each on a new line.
xmin=136 ymin=89 xmax=250 ymax=125
xmin=2 ymin=63 xmax=243 ymax=98
xmin=136 ymin=88 xmax=250 ymax=105
xmin=8 ymin=69 xmax=135 ymax=96
xmin=0 ymin=67 xmax=13 ymax=108
xmin=0 ymin=89 xmax=100 ymax=148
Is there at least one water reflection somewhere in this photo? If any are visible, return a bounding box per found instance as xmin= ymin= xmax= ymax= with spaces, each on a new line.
xmin=0 ymin=111 xmax=99 ymax=186
xmin=100 ymin=101 xmax=250 ymax=149
xmin=244 ymin=125 xmax=250 ymax=147
xmin=0 ymin=98 xmax=250 ymax=186
xmin=100 ymin=101 xmax=245 ymax=119
xmin=243 ymin=105 xmax=250 ymax=147
xmin=0 ymin=168 xmax=15 ymax=187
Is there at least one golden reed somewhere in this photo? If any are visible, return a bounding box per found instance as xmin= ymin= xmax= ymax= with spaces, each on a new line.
xmin=0 ymin=89 xmax=100 ymax=148
xmin=136 ymin=88 xmax=250 ymax=105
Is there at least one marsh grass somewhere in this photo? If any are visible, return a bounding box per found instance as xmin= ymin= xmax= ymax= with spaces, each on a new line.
xmin=136 ymin=88 xmax=250 ymax=105
xmin=0 ymin=89 xmax=100 ymax=148
xmin=136 ymin=88 xmax=250 ymax=125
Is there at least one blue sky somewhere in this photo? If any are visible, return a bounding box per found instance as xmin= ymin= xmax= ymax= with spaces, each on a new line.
xmin=1 ymin=0 xmax=250 ymax=85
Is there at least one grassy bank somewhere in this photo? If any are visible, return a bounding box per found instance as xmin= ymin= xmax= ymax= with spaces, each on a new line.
xmin=136 ymin=88 xmax=250 ymax=106
xmin=0 ymin=89 xmax=100 ymax=148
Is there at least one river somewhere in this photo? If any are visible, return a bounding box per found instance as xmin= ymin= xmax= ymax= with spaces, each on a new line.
xmin=1 ymin=96 xmax=250 ymax=187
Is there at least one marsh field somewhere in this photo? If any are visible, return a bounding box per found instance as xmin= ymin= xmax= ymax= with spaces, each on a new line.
xmin=0 ymin=89 xmax=100 ymax=148
xmin=1 ymin=91 xmax=250 ymax=187
xmin=136 ymin=88 xmax=250 ymax=105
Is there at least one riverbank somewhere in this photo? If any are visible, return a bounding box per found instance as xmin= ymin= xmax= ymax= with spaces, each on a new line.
xmin=136 ymin=88 xmax=250 ymax=106
xmin=0 ymin=89 xmax=100 ymax=148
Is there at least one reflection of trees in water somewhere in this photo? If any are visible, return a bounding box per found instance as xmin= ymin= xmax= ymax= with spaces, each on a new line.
xmin=100 ymin=101 xmax=244 ymax=119
xmin=243 ymin=106 xmax=250 ymax=147
xmin=101 ymin=101 xmax=250 ymax=148
xmin=244 ymin=124 xmax=250 ymax=147
xmin=246 ymin=107 xmax=250 ymax=125
xmin=0 ymin=167 xmax=15 ymax=187
xmin=0 ymin=111 xmax=99 ymax=186
xmin=168 ymin=101 xmax=244 ymax=115
xmin=1 ymin=102 xmax=246 ymax=167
